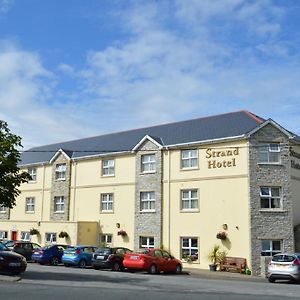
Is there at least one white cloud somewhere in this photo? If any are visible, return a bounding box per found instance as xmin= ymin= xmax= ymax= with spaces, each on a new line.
xmin=0 ymin=0 xmax=13 ymax=14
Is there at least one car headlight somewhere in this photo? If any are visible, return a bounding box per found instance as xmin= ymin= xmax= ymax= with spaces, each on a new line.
xmin=0 ymin=256 xmax=4 ymax=261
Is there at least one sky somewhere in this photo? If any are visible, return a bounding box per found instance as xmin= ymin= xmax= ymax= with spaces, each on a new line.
xmin=0 ymin=0 xmax=299 ymax=149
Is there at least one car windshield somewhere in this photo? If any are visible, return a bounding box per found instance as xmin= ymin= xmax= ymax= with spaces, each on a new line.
xmin=96 ymin=248 xmax=111 ymax=254
xmin=272 ymin=255 xmax=295 ymax=262
xmin=0 ymin=243 xmax=10 ymax=251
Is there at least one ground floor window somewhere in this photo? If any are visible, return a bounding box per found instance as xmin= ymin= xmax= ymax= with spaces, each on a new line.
xmin=181 ymin=237 xmax=198 ymax=261
xmin=20 ymin=231 xmax=30 ymax=241
xmin=100 ymin=234 xmax=112 ymax=246
xmin=261 ymin=240 xmax=282 ymax=256
xmin=0 ymin=231 xmax=8 ymax=239
xmin=139 ymin=236 xmax=154 ymax=249
xmin=45 ymin=232 xmax=57 ymax=244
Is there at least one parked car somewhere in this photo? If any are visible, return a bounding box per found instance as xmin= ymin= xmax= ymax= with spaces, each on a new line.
xmin=123 ymin=248 xmax=182 ymax=274
xmin=3 ymin=241 xmax=41 ymax=261
xmin=32 ymin=244 xmax=70 ymax=265
xmin=62 ymin=245 xmax=98 ymax=268
xmin=0 ymin=243 xmax=27 ymax=275
xmin=92 ymin=247 xmax=132 ymax=271
xmin=267 ymin=253 xmax=300 ymax=283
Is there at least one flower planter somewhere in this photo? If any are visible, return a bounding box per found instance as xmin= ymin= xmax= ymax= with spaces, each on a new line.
xmin=117 ymin=230 xmax=127 ymax=236
xmin=216 ymin=232 xmax=227 ymax=240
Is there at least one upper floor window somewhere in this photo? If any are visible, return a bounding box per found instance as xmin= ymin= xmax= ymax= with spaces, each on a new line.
xmin=28 ymin=167 xmax=37 ymax=181
xmin=140 ymin=191 xmax=155 ymax=212
xmin=102 ymin=159 xmax=115 ymax=176
xmin=181 ymin=150 xmax=198 ymax=169
xmin=0 ymin=231 xmax=8 ymax=239
xmin=54 ymin=196 xmax=65 ymax=213
xmin=55 ymin=163 xmax=66 ymax=180
xmin=45 ymin=232 xmax=57 ymax=244
xmin=181 ymin=237 xmax=198 ymax=261
xmin=260 ymin=187 xmax=281 ymax=209
xmin=261 ymin=240 xmax=281 ymax=256
xmin=25 ymin=197 xmax=35 ymax=213
xmin=0 ymin=205 xmax=7 ymax=214
xmin=258 ymin=143 xmax=280 ymax=163
xmin=141 ymin=154 xmax=156 ymax=173
xmin=139 ymin=236 xmax=154 ymax=249
xmin=100 ymin=193 xmax=113 ymax=212
xmin=20 ymin=231 xmax=30 ymax=241
xmin=181 ymin=189 xmax=198 ymax=211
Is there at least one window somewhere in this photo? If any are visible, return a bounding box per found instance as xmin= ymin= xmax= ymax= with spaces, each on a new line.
xmin=140 ymin=192 xmax=155 ymax=212
xmin=28 ymin=167 xmax=37 ymax=181
xmin=20 ymin=231 xmax=30 ymax=241
xmin=100 ymin=194 xmax=113 ymax=212
xmin=0 ymin=205 xmax=7 ymax=214
xmin=181 ymin=237 xmax=198 ymax=261
xmin=141 ymin=154 xmax=156 ymax=173
xmin=260 ymin=187 xmax=281 ymax=209
xmin=0 ymin=231 xmax=8 ymax=239
xmin=139 ymin=236 xmax=154 ymax=249
xmin=181 ymin=189 xmax=198 ymax=210
xmin=100 ymin=234 xmax=112 ymax=246
xmin=261 ymin=240 xmax=281 ymax=256
xmin=25 ymin=197 xmax=35 ymax=213
xmin=45 ymin=232 xmax=57 ymax=243
xmin=258 ymin=143 xmax=280 ymax=163
xmin=181 ymin=150 xmax=198 ymax=169
xmin=102 ymin=159 xmax=115 ymax=176
xmin=55 ymin=163 xmax=66 ymax=180
xmin=54 ymin=196 xmax=65 ymax=213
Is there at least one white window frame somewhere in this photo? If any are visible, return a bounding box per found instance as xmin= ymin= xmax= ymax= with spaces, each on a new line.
xmin=140 ymin=192 xmax=155 ymax=212
xmin=258 ymin=143 xmax=280 ymax=163
xmin=45 ymin=232 xmax=57 ymax=244
xmin=100 ymin=234 xmax=112 ymax=246
xmin=0 ymin=231 xmax=8 ymax=239
xmin=55 ymin=163 xmax=66 ymax=181
xmin=100 ymin=193 xmax=113 ymax=212
xmin=260 ymin=187 xmax=282 ymax=209
xmin=102 ymin=159 xmax=115 ymax=177
xmin=20 ymin=231 xmax=31 ymax=241
xmin=261 ymin=240 xmax=282 ymax=256
xmin=141 ymin=154 xmax=156 ymax=173
xmin=25 ymin=197 xmax=35 ymax=213
xmin=181 ymin=149 xmax=198 ymax=169
xmin=54 ymin=196 xmax=65 ymax=213
xmin=139 ymin=236 xmax=154 ymax=249
xmin=28 ymin=167 xmax=37 ymax=181
xmin=181 ymin=237 xmax=199 ymax=261
xmin=181 ymin=189 xmax=198 ymax=211
xmin=0 ymin=205 xmax=7 ymax=214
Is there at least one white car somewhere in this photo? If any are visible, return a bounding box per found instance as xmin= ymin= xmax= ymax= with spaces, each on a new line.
xmin=267 ymin=253 xmax=300 ymax=283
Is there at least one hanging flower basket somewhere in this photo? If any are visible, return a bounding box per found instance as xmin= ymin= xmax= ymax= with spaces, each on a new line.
xmin=30 ymin=228 xmax=39 ymax=235
xmin=216 ymin=231 xmax=227 ymax=240
xmin=59 ymin=231 xmax=69 ymax=238
xmin=117 ymin=230 xmax=127 ymax=236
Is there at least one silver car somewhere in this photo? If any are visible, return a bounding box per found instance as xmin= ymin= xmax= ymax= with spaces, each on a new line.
xmin=267 ymin=253 xmax=300 ymax=283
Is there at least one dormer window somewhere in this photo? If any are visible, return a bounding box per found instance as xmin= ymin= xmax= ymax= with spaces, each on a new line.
xmin=141 ymin=154 xmax=156 ymax=173
xmin=55 ymin=163 xmax=66 ymax=180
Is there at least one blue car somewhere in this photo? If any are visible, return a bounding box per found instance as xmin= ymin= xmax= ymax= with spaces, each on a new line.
xmin=32 ymin=244 xmax=70 ymax=265
xmin=61 ymin=245 xmax=98 ymax=268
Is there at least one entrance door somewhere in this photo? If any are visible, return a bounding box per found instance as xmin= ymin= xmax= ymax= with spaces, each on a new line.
xmin=11 ymin=231 xmax=17 ymax=240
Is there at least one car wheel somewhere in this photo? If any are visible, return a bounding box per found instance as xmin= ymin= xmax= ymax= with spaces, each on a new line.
xmin=50 ymin=257 xmax=59 ymax=266
xmin=268 ymin=276 xmax=275 ymax=283
xmin=79 ymin=260 xmax=87 ymax=268
xmin=148 ymin=264 xmax=158 ymax=274
xmin=64 ymin=263 xmax=70 ymax=267
xmin=112 ymin=262 xmax=121 ymax=271
xmin=93 ymin=266 xmax=100 ymax=270
xmin=175 ymin=264 xmax=182 ymax=274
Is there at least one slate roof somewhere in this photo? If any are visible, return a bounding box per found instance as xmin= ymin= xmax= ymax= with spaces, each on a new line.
xmin=20 ymin=110 xmax=265 ymax=166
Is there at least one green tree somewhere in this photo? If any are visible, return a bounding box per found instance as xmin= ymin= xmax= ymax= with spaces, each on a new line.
xmin=0 ymin=120 xmax=30 ymax=208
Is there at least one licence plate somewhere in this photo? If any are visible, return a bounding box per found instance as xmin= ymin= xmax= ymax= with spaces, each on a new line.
xmin=130 ymin=256 xmax=139 ymax=260
xmin=97 ymin=255 xmax=105 ymax=259
xmin=9 ymin=262 xmax=21 ymax=267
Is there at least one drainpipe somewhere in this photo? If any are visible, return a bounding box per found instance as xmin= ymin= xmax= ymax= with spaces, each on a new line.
xmin=166 ymin=147 xmax=171 ymax=250
xmin=72 ymin=161 xmax=77 ymax=222
xmin=40 ymin=163 xmax=46 ymax=223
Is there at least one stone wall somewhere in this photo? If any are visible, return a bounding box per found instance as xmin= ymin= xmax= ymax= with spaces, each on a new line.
xmin=134 ymin=140 xmax=162 ymax=250
xmin=248 ymin=124 xmax=294 ymax=276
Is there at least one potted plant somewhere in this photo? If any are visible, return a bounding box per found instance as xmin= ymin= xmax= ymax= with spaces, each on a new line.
xmin=207 ymin=245 xmax=226 ymax=271
xmin=117 ymin=230 xmax=127 ymax=236
xmin=29 ymin=228 xmax=39 ymax=235
xmin=59 ymin=231 xmax=69 ymax=238
xmin=216 ymin=231 xmax=227 ymax=240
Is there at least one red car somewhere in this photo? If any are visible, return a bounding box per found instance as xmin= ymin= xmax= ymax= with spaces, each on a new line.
xmin=123 ymin=248 xmax=182 ymax=274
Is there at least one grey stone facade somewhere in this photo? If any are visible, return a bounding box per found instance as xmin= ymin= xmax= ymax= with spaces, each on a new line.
xmin=50 ymin=153 xmax=71 ymax=221
xmin=248 ymin=124 xmax=294 ymax=276
xmin=134 ymin=140 xmax=162 ymax=250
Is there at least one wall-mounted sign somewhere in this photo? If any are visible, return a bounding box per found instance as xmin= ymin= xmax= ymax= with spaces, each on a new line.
xmin=206 ymin=147 xmax=239 ymax=169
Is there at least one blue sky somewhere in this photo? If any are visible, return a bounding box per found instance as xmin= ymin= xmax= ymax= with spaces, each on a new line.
xmin=0 ymin=0 xmax=299 ymax=149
